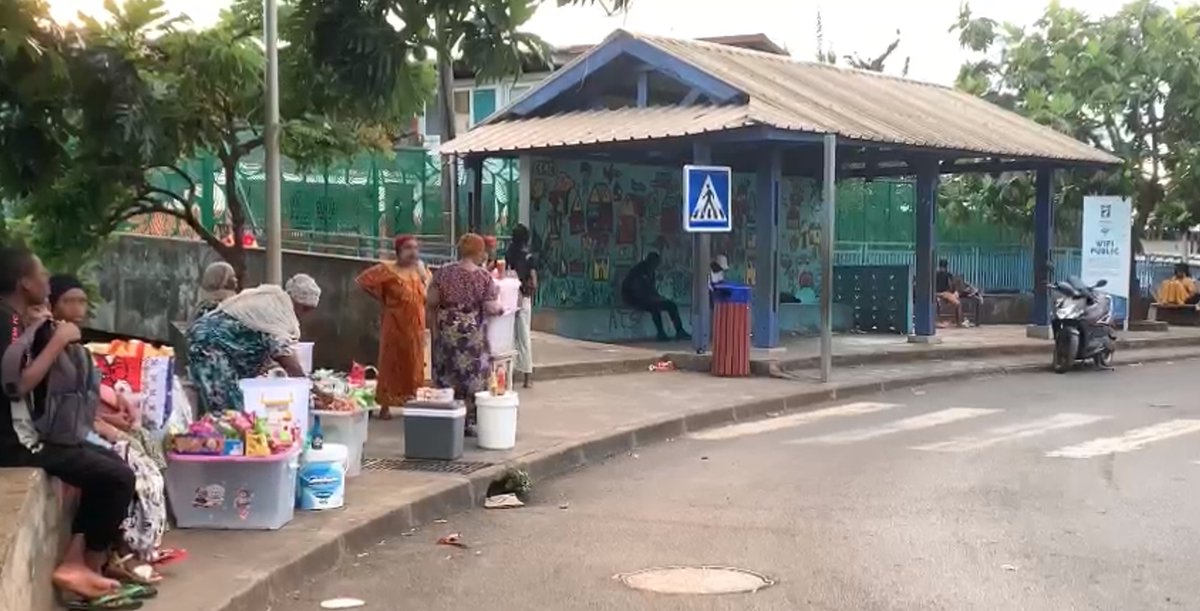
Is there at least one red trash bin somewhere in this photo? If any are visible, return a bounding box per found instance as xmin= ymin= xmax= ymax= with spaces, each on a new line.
xmin=711 ymin=283 xmax=752 ymax=377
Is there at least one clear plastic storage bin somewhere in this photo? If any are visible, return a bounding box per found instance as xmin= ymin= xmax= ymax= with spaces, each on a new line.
xmin=165 ymin=448 xmax=300 ymax=530
xmin=312 ymin=408 xmax=368 ymax=477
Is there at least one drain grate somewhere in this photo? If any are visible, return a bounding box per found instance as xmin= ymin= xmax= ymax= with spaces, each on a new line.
xmin=362 ymin=457 xmax=495 ymax=475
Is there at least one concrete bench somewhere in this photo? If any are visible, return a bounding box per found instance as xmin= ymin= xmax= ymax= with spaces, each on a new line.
xmin=532 ymin=306 xmax=694 ymax=342
xmin=1148 ymin=303 xmax=1200 ymax=326
xmin=0 ymin=469 xmax=72 ymax=611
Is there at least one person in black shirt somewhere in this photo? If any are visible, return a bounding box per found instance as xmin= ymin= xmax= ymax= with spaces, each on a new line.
xmin=504 ymin=224 xmax=537 ymax=388
xmin=0 ymin=246 xmax=136 ymax=601
xmin=621 ymin=252 xmax=690 ymax=342
xmin=935 ymin=258 xmax=964 ymax=327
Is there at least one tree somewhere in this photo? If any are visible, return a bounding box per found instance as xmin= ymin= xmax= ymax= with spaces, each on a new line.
xmin=3 ymin=0 xmax=429 ymax=283
xmin=814 ymin=9 xmax=909 ymax=76
xmin=950 ymin=1 xmax=1200 ymax=239
xmin=294 ymin=0 xmax=632 ymax=234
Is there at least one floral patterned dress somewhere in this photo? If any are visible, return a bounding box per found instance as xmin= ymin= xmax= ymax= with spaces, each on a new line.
xmin=186 ymin=311 xmax=289 ymax=414
xmin=431 ymin=263 xmax=498 ymax=400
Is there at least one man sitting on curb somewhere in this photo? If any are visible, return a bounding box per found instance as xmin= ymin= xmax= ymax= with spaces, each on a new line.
xmin=0 ymin=245 xmax=138 ymax=604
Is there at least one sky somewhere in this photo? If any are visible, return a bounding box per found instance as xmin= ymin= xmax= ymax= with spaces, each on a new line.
xmin=45 ymin=0 xmax=1169 ymax=85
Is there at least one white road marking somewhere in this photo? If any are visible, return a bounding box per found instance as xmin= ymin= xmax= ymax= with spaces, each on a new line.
xmin=691 ymin=402 xmax=900 ymax=441
xmin=1046 ymin=419 xmax=1200 ymax=459
xmin=913 ymin=413 xmax=1110 ymax=453
xmin=787 ymin=408 xmax=1000 ymax=445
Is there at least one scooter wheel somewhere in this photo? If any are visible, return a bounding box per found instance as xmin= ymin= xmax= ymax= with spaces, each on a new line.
xmin=1053 ymin=333 xmax=1078 ymax=374
xmin=1094 ymin=351 xmax=1113 ymax=369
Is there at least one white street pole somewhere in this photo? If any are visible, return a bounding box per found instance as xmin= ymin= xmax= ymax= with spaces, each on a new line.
xmin=820 ymin=134 xmax=837 ymax=382
xmin=263 ymin=0 xmax=283 ymax=285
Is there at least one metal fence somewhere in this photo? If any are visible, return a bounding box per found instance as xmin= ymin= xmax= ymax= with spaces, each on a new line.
xmin=835 ymin=242 xmax=1177 ymax=296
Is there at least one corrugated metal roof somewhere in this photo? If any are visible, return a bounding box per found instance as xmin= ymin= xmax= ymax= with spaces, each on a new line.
xmin=439 ymin=105 xmax=755 ymax=155
xmin=443 ymin=30 xmax=1119 ymax=165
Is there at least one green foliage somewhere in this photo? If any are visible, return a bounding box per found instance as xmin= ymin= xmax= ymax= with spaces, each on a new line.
xmin=949 ymin=1 xmax=1200 ymax=239
xmin=1 ymin=0 xmax=432 ymax=281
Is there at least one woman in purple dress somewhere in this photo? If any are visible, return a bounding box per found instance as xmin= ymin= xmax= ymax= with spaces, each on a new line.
xmin=428 ymin=233 xmax=503 ymax=429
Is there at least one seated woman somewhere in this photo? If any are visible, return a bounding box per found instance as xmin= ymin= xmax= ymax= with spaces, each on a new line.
xmin=428 ymin=234 xmax=504 ymax=432
xmin=191 ymin=261 xmax=239 ymax=322
xmin=1156 ymin=263 xmax=1198 ymax=305
xmin=48 ymin=275 xmax=168 ymax=586
xmin=186 ymin=274 xmax=321 ymax=415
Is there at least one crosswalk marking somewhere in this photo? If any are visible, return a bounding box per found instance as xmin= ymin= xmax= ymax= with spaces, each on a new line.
xmin=691 ymin=402 xmax=900 ymax=441
xmin=787 ymin=408 xmax=1000 ymax=445
xmin=913 ymin=413 xmax=1110 ymax=453
xmin=1046 ymin=419 xmax=1200 ymax=459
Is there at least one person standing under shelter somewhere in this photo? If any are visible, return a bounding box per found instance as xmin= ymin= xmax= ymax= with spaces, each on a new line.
xmin=505 ymin=224 xmax=537 ymax=388
xmin=621 ymin=252 xmax=690 ymax=342
xmin=356 ymin=235 xmax=429 ymax=419
xmin=935 ymin=258 xmax=964 ymax=327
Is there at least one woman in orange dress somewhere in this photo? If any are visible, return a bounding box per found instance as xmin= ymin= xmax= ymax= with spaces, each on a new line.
xmin=356 ymin=235 xmax=428 ymax=419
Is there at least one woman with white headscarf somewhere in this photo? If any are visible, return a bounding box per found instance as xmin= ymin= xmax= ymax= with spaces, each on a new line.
xmin=186 ymin=274 xmax=321 ymax=414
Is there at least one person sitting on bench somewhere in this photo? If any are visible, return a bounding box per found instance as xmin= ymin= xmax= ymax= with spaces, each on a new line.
xmin=1156 ymin=263 xmax=1200 ymax=305
xmin=935 ymin=259 xmax=965 ymax=327
xmin=621 ymin=252 xmax=690 ymax=342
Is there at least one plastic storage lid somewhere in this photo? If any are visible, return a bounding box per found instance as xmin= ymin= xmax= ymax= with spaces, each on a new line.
xmin=474 ymin=391 xmax=519 ymax=408
xmin=303 ymin=443 xmax=349 ymax=463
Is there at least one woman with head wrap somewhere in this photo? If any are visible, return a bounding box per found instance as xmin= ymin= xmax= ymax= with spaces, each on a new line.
xmin=428 ymin=234 xmax=504 ymax=431
xmin=504 ymin=224 xmax=537 ymax=388
xmin=186 ymin=273 xmax=321 ymax=414
xmin=192 ymin=261 xmax=238 ymax=322
xmin=356 ymin=235 xmax=429 ymax=419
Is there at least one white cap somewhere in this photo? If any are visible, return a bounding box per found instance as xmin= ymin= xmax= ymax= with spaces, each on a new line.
xmin=714 ymin=255 xmax=729 ymax=271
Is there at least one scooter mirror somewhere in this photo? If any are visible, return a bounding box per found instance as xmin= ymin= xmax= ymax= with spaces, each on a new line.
xmin=1094 ymin=279 xmax=1108 ymax=288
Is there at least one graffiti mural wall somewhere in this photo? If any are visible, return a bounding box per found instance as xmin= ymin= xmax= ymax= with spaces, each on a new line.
xmin=528 ymin=157 xmax=832 ymax=310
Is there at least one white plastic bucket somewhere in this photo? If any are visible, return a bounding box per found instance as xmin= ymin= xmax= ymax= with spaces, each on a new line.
xmin=312 ymin=409 xmax=368 ymax=477
xmin=295 ymin=342 xmax=315 ymax=374
xmin=239 ymin=377 xmax=313 ymax=442
xmin=474 ymin=391 xmax=519 ymax=450
xmin=297 ymin=443 xmax=347 ymax=511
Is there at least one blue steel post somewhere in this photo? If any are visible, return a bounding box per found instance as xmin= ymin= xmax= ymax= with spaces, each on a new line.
xmin=1032 ymin=168 xmax=1054 ymax=329
xmin=912 ymin=160 xmax=939 ymax=339
xmin=752 ymin=149 xmax=781 ymax=348
xmin=691 ymin=142 xmax=713 ymax=354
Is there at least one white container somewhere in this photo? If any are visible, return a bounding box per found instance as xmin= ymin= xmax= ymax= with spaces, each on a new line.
xmin=312 ymin=409 xmax=368 ymax=477
xmin=240 ymin=377 xmax=313 ymax=442
xmin=165 ymin=448 xmax=300 ymax=530
xmin=297 ymin=443 xmax=347 ymax=511
xmin=295 ymin=342 xmax=315 ymax=374
xmin=474 ymin=391 xmax=519 ymax=450
xmin=486 ymin=277 xmax=521 ymax=355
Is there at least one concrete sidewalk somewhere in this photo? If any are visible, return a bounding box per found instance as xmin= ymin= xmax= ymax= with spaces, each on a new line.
xmin=149 ymin=341 xmax=1200 ymax=611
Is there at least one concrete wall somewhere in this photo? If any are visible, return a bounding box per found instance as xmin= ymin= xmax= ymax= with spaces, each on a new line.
xmin=92 ymin=235 xmax=383 ymax=370
xmin=0 ymin=469 xmax=70 ymax=611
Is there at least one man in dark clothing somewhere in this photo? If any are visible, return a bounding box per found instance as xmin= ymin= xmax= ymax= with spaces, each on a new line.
xmin=935 ymin=258 xmax=964 ymax=327
xmin=621 ymin=252 xmax=690 ymax=341
xmin=0 ymin=245 xmax=135 ymax=600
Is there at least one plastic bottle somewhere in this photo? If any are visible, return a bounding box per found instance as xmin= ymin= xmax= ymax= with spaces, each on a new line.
xmin=310 ymin=414 xmax=325 ymax=450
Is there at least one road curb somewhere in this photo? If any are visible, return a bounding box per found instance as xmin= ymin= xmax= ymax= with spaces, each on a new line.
xmin=668 ymin=333 xmax=1200 ymax=375
xmin=228 ymin=345 xmax=1200 ymax=611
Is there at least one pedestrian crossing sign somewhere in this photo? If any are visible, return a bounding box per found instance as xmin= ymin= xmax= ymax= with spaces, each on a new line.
xmin=683 ymin=164 xmax=732 ymax=233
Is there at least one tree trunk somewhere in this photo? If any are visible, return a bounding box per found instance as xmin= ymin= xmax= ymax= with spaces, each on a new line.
xmin=222 ymin=154 xmax=250 ymax=287
xmin=437 ymin=29 xmax=458 ymax=244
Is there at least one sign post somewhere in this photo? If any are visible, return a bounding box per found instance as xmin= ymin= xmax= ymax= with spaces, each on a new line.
xmin=1080 ymin=196 xmax=1133 ymax=330
xmin=684 ymin=164 xmax=732 ymax=354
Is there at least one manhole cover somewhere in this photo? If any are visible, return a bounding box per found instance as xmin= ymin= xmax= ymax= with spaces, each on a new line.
xmin=615 ymin=566 xmax=773 ymax=595
xmin=361 ymin=457 xmax=494 ymax=475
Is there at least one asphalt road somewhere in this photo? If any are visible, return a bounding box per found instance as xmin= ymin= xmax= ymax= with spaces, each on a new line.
xmin=295 ymin=361 xmax=1200 ymax=611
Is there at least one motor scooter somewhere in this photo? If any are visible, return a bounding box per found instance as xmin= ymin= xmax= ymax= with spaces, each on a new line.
xmin=1050 ymin=276 xmax=1116 ymax=373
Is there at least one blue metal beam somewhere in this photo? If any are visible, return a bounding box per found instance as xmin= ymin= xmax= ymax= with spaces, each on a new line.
xmin=913 ymin=160 xmax=939 ymax=337
xmin=506 ymin=34 xmax=743 ymax=118
xmin=1032 ymin=168 xmax=1055 ymax=328
xmin=636 ymin=71 xmax=649 ymax=107
xmin=753 ymin=148 xmax=782 ymax=348
xmin=680 ymin=89 xmax=702 ymax=105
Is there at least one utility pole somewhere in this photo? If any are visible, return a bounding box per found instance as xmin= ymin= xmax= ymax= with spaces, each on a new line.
xmin=263 ymin=0 xmax=283 ymax=284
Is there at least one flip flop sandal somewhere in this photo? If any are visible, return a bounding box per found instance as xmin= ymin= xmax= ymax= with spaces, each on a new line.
xmin=150 ymin=548 xmax=188 ymax=568
xmin=64 ymin=591 xmax=143 ymax=611
xmin=106 ymin=554 xmax=163 ymax=585
xmin=115 ymin=582 xmax=158 ymax=600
